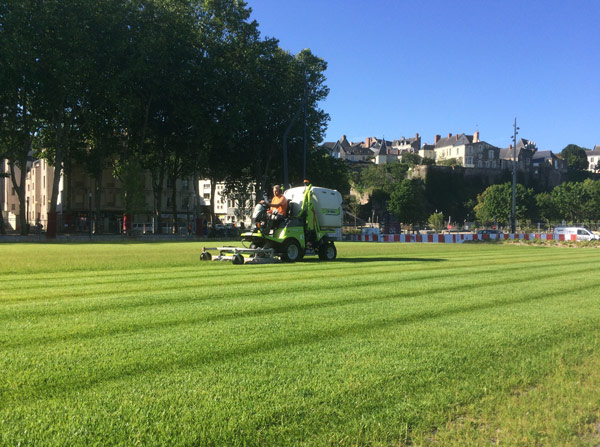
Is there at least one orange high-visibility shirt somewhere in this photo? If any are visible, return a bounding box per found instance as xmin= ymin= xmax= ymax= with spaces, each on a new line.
xmin=269 ymin=195 xmax=288 ymax=215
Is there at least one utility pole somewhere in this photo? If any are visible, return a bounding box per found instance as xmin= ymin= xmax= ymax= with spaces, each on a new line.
xmin=511 ymin=118 xmax=519 ymax=234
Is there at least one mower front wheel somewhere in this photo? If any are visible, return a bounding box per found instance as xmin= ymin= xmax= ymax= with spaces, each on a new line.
xmin=280 ymin=238 xmax=303 ymax=263
xmin=318 ymin=241 xmax=337 ymax=261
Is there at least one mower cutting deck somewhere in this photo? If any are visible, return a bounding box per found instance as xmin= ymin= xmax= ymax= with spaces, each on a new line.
xmin=200 ymin=246 xmax=279 ymax=264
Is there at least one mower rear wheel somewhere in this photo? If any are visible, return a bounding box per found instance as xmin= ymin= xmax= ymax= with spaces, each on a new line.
xmin=318 ymin=242 xmax=337 ymax=261
xmin=200 ymin=252 xmax=212 ymax=261
xmin=281 ymin=238 xmax=303 ymax=263
xmin=232 ymin=253 xmax=244 ymax=265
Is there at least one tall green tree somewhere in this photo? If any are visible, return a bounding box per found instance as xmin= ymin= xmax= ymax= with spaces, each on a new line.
xmin=474 ymin=182 xmax=536 ymax=226
xmin=582 ymin=179 xmax=600 ymax=221
xmin=34 ymin=0 xmax=103 ymax=238
xmin=306 ymin=147 xmax=349 ymax=195
xmin=561 ymin=144 xmax=590 ymax=182
xmin=76 ymin=0 xmax=133 ymax=234
xmin=535 ymin=192 xmax=559 ymax=224
xmin=388 ymin=179 xmax=426 ymax=227
xmin=0 ymin=0 xmax=45 ymax=234
xmin=551 ymin=181 xmax=587 ymax=223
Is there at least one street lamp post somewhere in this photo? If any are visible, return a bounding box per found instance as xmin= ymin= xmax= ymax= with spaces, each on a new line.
xmin=511 ymin=118 xmax=519 ymax=234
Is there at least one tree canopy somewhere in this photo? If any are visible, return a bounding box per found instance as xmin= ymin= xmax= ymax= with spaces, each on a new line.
xmin=1 ymin=0 xmax=334 ymax=235
xmin=474 ymin=182 xmax=536 ymax=226
xmin=388 ymin=179 xmax=426 ymax=226
xmin=561 ymin=144 xmax=590 ymax=182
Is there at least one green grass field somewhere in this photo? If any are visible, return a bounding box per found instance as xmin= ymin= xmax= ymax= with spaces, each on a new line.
xmin=1 ymin=242 xmax=600 ymax=446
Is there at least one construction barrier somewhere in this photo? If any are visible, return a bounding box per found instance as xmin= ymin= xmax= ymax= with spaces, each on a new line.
xmin=349 ymin=233 xmax=578 ymax=243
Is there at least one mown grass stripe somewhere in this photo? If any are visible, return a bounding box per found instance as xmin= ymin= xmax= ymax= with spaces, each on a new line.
xmin=0 ymin=255 xmax=593 ymax=324
xmin=4 ymin=259 xmax=595 ymax=351
xmin=2 ymin=278 xmax=597 ymax=409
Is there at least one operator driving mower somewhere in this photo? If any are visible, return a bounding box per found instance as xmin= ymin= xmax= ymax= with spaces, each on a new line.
xmin=200 ymin=183 xmax=342 ymax=264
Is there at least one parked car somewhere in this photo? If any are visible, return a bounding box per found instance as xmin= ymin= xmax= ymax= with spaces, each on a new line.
xmin=553 ymin=226 xmax=598 ymax=241
xmin=477 ymin=229 xmax=503 ymax=236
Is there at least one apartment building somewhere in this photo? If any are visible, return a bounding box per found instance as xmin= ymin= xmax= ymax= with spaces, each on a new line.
xmin=1 ymin=157 xmax=251 ymax=233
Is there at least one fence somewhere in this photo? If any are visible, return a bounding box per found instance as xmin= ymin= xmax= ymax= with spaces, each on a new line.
xmin=348 ymin=233 xmax=581 ymax=243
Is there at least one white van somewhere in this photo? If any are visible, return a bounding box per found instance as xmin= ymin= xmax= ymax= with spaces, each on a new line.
xmin=554 ymin=226 xmax=598 ymax=241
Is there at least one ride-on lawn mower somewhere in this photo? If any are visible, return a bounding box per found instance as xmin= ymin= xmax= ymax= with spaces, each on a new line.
xmin=200 ymin=183 xmax=343 ymax=264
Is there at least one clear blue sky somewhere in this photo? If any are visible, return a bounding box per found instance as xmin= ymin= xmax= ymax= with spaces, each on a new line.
xmin=247 ymin=0 xmax=599 ymax=152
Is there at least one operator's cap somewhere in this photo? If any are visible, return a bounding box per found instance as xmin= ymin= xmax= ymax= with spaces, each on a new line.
xmin=303 ymin=179 xmax=310 ymax=185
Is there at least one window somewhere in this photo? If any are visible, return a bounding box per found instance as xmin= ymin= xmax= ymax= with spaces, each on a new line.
xmin=466 ymin=156 xmax=473 ymax=165
xmin=203 ymin=193 xmax=210 ymax=199
xmin=488 ymin=150 xmax=494 ymax=159
xmin=468 ymin=146 xmax=473 ymax=155
xmin=11 ymin=188 xmax=15 ymax=196
xmin=11 ymin=204 xmax=15 ymax=211
xmin=182 ymin=179 xmax=189 ymax=189
xmin=477 ymin=160 xmax=482 ymax=168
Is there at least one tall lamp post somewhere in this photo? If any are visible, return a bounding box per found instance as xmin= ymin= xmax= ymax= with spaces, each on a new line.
xmin=511 ymin=118 xmax=519 ymax=234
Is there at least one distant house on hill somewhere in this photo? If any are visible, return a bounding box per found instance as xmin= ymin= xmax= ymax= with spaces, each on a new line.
xmin=433 ymin=131 xmax=500 ymax=168
xmin=499 ymin=138 xmax=537 ymax=171
xmin=319 ymin=135 xmax=373 ymax=162
xmin=586 ymin=145 xmax=600 ymax=172
xmin=319 ymin=135 xmax=351 ymax=159
xmin=531 ymin=150 xmax=567 ymax=172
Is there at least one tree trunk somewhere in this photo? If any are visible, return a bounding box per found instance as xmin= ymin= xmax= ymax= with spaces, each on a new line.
xmin=193 ymin=171 xmax=202 ymax=236
xmin=47 ymin=112 xmax=71 ymax=239
xmin=9 ymin=146 xmax=30 ymax=235
xmin=171 ymin=174 xmax=178 ymax=234
xmin=47 ymin=148 xmax=64 ymax=239
xmin=152 ymin=170 xmax=164 ymax=234
xmin=94 ymin=169 xmax=103 ymax=234
xmin=0 ymin=211 xmax=5 ymax=235
xmin=209 ymin=176 xmax=217 ymax=230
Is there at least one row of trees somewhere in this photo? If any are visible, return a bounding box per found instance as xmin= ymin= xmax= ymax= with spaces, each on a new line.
xmin=1 ymin=0 xmax=346 ymax=236
xmin=476 ymin=179 xmax=600 ymax=226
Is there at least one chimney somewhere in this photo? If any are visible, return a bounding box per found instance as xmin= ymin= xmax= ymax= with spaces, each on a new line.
xmin=365 ymin=137 xmax=371 ymax=147
xmin=509 ymin=144 xmax=513 ymax=150
xmin=448 ymin=133 xmax=452 ymax=138
xmin=473 ymin=131 xmax=480 ymax=143
xmin=455 ymin=135 xmax=459 ymax=141
xmin=434 ymin=134 xmax=441 ymax=144
xmin=415 ymin=132 xmax=419 ymax=139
